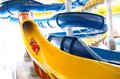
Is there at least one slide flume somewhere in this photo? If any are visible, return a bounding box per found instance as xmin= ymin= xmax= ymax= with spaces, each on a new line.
xmin=19 ymin=12 xmax=120 ymax=79
xmin=39 ymin=12 xmax=107 ymax=37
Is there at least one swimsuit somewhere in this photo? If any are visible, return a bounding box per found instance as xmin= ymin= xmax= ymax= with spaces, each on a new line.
xmin=32 ymin=43 xmax=39 ymax=52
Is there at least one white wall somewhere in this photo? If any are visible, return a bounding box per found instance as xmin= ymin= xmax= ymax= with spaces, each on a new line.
xmin=0 ymin=19 xmax=26 ymax=79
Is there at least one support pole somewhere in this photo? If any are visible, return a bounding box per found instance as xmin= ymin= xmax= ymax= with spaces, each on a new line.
xmin=65 ymin=0 xmax=73 ymax=36
xmin=106 ymin=0 xmax=113 ymax=37
xmin=106 ymin=0 xmax=116 ymax=50
xmin=29 ymin=11 xmax=34 ymax=20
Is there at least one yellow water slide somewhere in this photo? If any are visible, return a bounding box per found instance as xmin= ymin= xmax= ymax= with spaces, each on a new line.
xmin=82 ymin=0 xmax=104 ymax=11
xmin=98 ymin=3 xmax=120 ymax=15
xmin=19 ymin=12 xmax=120 ymax=79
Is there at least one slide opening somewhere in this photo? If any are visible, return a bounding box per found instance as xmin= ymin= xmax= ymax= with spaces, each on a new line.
xmin=22 ymin=21 xmax=35 ymax=34
xmin=23 ymin=21 xmax=33 ymax=30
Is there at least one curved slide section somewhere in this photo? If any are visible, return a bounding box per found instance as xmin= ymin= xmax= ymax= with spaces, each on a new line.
xmin=98 ymin=3 xmax=120 ymax=15
xmin=47 ymin=35 xmax=120 ymax=63
xmin=39 ymin=12 xmax=107 ymax=36
xmin=0 ymin=0 xmax=88 ymax=17
xmin=40 ymin=12 xmax=106 ymax=29
xmin=19 ymin=12 xmax=120 ymax=79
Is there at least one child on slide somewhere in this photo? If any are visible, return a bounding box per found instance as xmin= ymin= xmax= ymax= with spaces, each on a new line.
xmin=30 ymin=38 xmax=40 ymax=54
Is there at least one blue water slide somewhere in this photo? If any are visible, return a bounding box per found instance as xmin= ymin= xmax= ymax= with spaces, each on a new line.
xmin=0 ymin=0 xmax=88 ymax=17
xmin=47 ymin=35 xmax=120 ymax=65
xmin=40 ymin=12 xmax=106 ymax=29
xmin=39 ymin=12 xmax=107 ymax=36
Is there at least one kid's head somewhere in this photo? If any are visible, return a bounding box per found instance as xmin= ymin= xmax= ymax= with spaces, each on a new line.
xmin=30 ymin=38 xmax=36 ymax=45
xmin=31 ymin=38 xmax=35 ymax=42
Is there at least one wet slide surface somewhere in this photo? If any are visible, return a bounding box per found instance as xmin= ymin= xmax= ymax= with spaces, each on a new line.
xmin=0 ymin=0 xmax=120 ymax=78
xmin=19 ymin=12 xmax=120 ymax=79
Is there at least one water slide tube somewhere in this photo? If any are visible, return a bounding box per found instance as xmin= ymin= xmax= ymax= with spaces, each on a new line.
xmin=0 ymin=0 xmax=88 ymax=17
xmin=19 ymin=12 xmax=120 ymax=79
xmin=39 ymin=12 xmax=107 ymax=37
xmin=98 ymin=3 xmax=120 ymax=15
xmin=47 ymin=35 xmax=120 ymax=63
